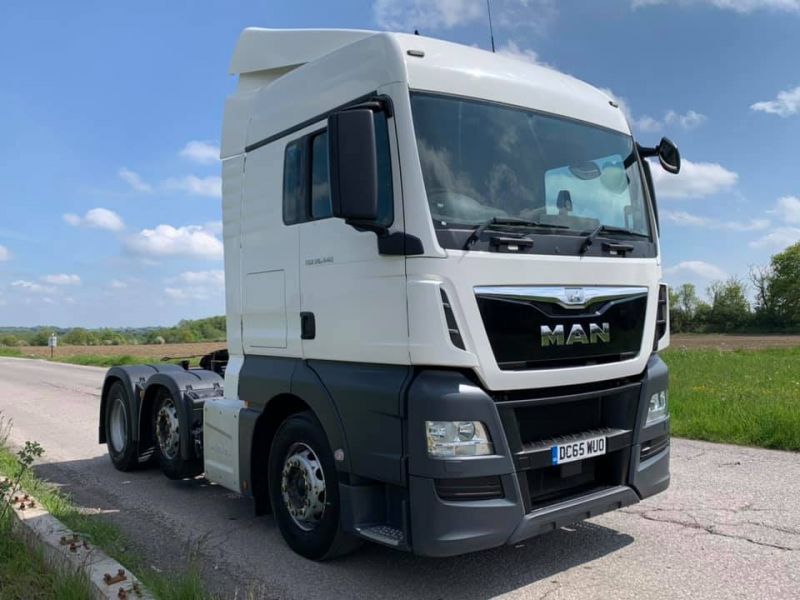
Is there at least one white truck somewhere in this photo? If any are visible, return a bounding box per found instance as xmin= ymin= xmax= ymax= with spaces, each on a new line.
xmin=100 ymin=28 xmax=680 ymax=560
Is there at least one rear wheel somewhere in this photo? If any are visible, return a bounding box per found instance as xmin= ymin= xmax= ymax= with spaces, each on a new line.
xmin=105 ymin=381 xmax=138 ymax=471
xmin=152 ymin=389 xmax=202 ymax=480
xmin=268 ymin=411 xmax=361 ymax=560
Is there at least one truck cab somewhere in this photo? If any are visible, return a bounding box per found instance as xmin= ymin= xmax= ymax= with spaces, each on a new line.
xmin=100 ymin=28 xmax=678 ymax=560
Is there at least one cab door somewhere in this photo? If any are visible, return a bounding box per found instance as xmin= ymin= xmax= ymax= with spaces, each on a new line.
xmin=294 ymin=107 xmax=408 ymax=366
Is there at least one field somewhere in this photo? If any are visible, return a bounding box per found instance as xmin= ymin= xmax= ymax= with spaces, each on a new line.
xmin=4 ymin=342 xmax=226 ymax=366
xmin=670 ymin=333 xmax=800 ymax=350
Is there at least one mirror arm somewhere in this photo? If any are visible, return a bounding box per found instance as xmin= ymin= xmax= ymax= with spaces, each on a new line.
xmin=636 ymin=143 xmax=658 ymax=158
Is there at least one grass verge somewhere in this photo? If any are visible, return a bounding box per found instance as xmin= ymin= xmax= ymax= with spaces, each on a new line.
xmin=0 ymin=446 xmax=211 ymax=600
xmin=0 ymin=511 xmax=92 ymax=600
xmin=664 ymin=347 xmax=800 ymax=451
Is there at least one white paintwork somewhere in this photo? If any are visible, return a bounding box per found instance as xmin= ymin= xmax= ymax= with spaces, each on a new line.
xmin=211 ymin=27 xmax=668 ymax=486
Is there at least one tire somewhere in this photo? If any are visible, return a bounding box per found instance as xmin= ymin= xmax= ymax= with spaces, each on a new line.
xmin=105 ymin=381 xmax=139 ymax=471
xmin=268 ymin=411 xmax=361 ymax=560
xmin=152 ymin=388 xmax=202 ymax=480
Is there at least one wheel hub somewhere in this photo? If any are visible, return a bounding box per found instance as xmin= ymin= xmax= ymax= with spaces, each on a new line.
xmin=281 ymin=442 xmax=326 ymax=531
xmin=155 ymin=399 xmax=180 ymax=460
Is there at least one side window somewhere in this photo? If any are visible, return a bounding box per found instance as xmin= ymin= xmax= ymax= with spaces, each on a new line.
xmin=311 ymin=132 xmax=332 ymax=220
xmin=283 ymin=139 xmax=305 ymax=225
xmin=374 ymin=112 xmax=394 ymax=228
xmin=282 ymin=107 xmax=394 ymax=227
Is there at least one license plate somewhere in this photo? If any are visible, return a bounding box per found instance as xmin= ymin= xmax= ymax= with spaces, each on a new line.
xmin=551 ymin=436 xmax=606 ymax=465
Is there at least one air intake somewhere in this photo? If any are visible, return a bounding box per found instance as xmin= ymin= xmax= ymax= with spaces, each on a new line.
xmin=440 ymin=289 xmax=466 ymax=350
xmin=653 ymin=284 xmax=668 ymax=350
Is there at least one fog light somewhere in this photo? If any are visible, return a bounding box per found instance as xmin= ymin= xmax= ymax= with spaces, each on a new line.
xmin=647 ymin=390 xmax=668 ymax=425
xmin=426 ymin=421 xmax=493 ymax=458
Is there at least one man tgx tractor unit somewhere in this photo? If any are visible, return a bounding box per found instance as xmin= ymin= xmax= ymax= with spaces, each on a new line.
xmin=100 ymin=29 xmax=680 ymax=559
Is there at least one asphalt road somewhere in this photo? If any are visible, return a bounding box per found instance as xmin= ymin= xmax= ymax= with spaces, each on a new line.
xmin=0 ymin=357 xmax=798 ymax=599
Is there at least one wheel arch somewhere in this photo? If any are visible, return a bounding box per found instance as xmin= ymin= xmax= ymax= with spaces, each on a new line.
xmin=239 ymin=358 xmax=352 ymax=515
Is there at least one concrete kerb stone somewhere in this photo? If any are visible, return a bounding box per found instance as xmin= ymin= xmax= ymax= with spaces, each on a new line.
xmin=3 ymin=486 xmax=154 ymax=600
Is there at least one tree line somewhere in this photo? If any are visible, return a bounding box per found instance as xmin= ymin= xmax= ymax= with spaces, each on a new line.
xmin=0 ymin=316 xmax=226 ymax=347
xmin=670 ymin=242 xmax=800 ymax=333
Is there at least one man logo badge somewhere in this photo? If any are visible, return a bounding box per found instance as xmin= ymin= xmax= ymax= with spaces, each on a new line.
xmin=565 ymin=288 xmax=585 ymax=305
xmin=541 ymin=323 xmax=611 ymax=346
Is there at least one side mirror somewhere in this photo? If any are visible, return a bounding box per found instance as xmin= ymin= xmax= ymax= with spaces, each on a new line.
xmin=657 ymin=137 xmax=680 ymax=174
xmin=638 ymin=137 xmax=681 ymax=174
xmin=328 ymin=109 xmax=379 ymax=223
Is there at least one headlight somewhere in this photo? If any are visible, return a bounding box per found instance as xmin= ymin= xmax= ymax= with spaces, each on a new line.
xmin=646 ymin=390 xmax=668 ymax=425
xmin=425 ymin=421 xmax=493 ymax=458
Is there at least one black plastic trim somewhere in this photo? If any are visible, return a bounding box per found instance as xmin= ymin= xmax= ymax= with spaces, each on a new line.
xmin=377 ymin=231 xmax=424 ymax=255
xmin=245 ymin=92 xmax=390 ymax=153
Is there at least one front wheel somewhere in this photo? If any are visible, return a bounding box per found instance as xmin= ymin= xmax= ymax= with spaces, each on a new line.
xmin=267 ymin=411 xmax=361 ymax=560
xmin=152 ymin=389 xmax=202 ymax=480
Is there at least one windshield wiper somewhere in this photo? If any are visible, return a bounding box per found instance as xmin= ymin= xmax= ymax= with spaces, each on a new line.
xmin=579 ymin=224 xmax=649 ymax=255
xmin=463 ymin=217 xmax=569 ymax=249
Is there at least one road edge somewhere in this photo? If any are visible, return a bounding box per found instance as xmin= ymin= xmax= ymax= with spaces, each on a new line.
xmin=3 ymin=486 xmax=154 ymax=600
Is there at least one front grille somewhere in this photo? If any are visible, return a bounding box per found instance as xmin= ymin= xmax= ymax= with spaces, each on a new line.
xmin=435 ymin=476 xmax=504 ymax=501
xmin=495 ymin=379 xmax=640 ymax=513
xmin=475 ymin=288 xmax=647 ymax=370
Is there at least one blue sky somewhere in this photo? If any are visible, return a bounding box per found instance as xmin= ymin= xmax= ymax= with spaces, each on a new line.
xmin=1 ymin=0 xmax=799 ymax=327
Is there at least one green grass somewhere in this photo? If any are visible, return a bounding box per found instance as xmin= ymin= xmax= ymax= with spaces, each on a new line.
xmin=0 ymin=513 xmax=92 ymax=600
xmin=0 ymin=446 xmax=213 ymax=599
xmin=0 ymin=347 xmax=199 ymax=368
xmin=664 ymin=347 xmax=800 ymax=451
xmin=55 ymin=354 xmax=151 ymax=367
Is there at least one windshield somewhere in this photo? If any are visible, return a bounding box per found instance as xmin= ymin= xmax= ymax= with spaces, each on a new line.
xmin=410 ymin=93 xmax=651 ymax=240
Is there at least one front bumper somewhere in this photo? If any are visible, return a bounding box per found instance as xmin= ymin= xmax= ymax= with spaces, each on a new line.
xmin=405 ymin=354 xmax=670 ymax=557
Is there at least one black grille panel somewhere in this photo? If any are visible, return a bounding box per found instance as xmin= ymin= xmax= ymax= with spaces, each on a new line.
xmin=476 ymin=293 xmax=647 ymax=370
xmin=435 ymin=476 xmax=504 ymax=501
xmin=440 ymin=289 xmax=466 ymax=350
xmin=495 ymin=379 xmax=641 ymax=513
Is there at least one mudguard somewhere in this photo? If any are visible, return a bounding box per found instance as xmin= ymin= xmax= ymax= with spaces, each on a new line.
xmin=142 ymin=369 xmax=224 ymax=460
xmin=99 ymin=364 xmax=185 ymax=444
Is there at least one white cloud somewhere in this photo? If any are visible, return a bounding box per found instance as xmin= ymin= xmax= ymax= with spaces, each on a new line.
xmin=633 ymin=0 xmax=800 ymax=13
xmin=373 ymin=0 xmax=555 ymax=33
xmin=164 ymin=175 xmax=222 ymax=198
xmin=664 ymin=109 xmax=707 ymax=130
xmin=125 ymin=224 xmax=223 ymax=260
xmin=42 ymin=274 xmax=81 ymax=285
xmin=751 ymin=86 xmax=800 ymax=117
xmin=497 ymin=41 xmax=546 ymax=66
xmin=0 ymin=244 xmax=10 ymax=262
xmin=174 ymin=270 xmax=225 ymax=285
xmin=180 ymin=141 xmax=220 ymax=165
xmin=664 ymin=260 xmax=728 ymax=280
xmin=109 ymin=279 xmax=128 ymax=289
xmin=662 ymin=210 xmax=769 ymax=231
xmin=63 ymin=208 xmax=125 ymax=232
xmin=602 ymin=89 xmax=706 ymax=133
xmin=163 ymin=270 xmax=225 ymax=303
xmin=118 ymin=167 xmax=153 ymax=193
xmin=649 ymin=158 xmax=738 ymax=199
xmin=750 ymin=227 xmax=800 ymax=249
xmin=11 ymin=280 xmax=55 ymax=294
xmin=374 ymin=0 xmax=486 ymax=30
xmin=770 ymin=195 xmax=800 ymax=223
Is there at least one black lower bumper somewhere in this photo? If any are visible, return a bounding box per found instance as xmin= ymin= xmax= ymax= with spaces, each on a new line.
xmin=402 ymin=354 xmax=670 ymax=557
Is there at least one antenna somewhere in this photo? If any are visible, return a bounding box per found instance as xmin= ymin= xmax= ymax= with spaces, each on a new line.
xmin=486 ymin=0 xmax=496 ymax=52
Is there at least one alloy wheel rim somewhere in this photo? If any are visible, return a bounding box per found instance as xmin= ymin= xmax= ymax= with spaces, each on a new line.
xmin=281 ymin=442 xmax=326 ymax=531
